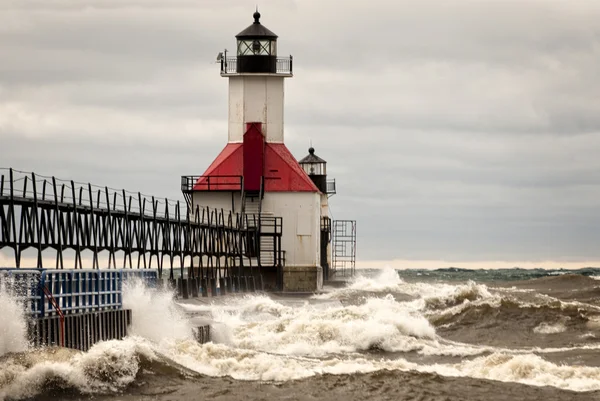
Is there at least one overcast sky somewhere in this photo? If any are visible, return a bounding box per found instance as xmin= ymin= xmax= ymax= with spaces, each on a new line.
xmin=1 ymin=0 xmax=600 ymax=266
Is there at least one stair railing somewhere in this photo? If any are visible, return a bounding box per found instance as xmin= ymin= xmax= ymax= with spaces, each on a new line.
xmin=240 ymin=176 xmax=246 ymax=218
xmin=257 ymin=177 xmax=264 ymax=266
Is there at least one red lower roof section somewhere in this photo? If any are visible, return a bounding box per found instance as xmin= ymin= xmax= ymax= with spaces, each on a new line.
xmin=194 ymin=141 xmax=319 ymax=193
xmin=264 ymin=144 xmax=319 ymax=192
xmin=193 ymin=143 xmax=243 ymax=191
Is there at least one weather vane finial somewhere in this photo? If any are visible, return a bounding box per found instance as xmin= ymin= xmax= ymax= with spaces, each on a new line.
xmin=253 ymin=6 xmax=261 ymax=23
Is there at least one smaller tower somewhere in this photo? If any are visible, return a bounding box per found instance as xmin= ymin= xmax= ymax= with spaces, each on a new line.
xmin=299 ymin=146 xmax=336 ymax=280
xmin=299 ymin=147 xmax=335 ymax=196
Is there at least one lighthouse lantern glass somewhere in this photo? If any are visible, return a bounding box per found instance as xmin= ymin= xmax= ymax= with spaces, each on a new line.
xmin=301 ymin=161 xmax=325 ymax=176
xmin=237 ymin=39 xmax=272 ymax=56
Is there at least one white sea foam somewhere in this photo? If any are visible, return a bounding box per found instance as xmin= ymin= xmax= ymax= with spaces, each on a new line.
xmin=314 ymin=267 xmax=494 ymax=312
xmin=312 ymin=267 xmax=404 ymax=299
xmin=6 ymin=333 xmax=598 ymax=399
xmin=346 ymin=266 xmax=405 ymax=291
xmin=122 ymin=278 xmax=193 ymax=343
xmin=533 ymin=322 xmax=567 ymax=334
xmin=0 ymin=283 xmax=29 ymax=356
xmin=161 ymin=340 xmax=600 ymax=392
xmin=0 ymin=338 xmax=156 ymax=400
xmin=237 ymin=294 xmax=438 ymax=356
xmin=441 ymin=352 xmax=600 ymax=392
xmin=4 ymin=275 xmax=600 ymax=399
xmin=418 ymin=280 xmax=493 ymax=309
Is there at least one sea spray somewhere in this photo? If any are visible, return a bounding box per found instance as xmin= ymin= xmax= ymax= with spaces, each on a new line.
xmin=533 ymin=322 xmax=567 ymax=334
xmin=0 ymin=338 xmax=157 ymax=400
xmin=0 ymin=282 xmax=29 ymax=356
xmin=315 ymin=267 xmax=493 ymax=310
xmin=122 ymin=278 xmax=193 ymax=343
xmin=347 ymin=266 xmax=404 ymax=291
xmin=180 ymin=293 xmax=440 ymax=356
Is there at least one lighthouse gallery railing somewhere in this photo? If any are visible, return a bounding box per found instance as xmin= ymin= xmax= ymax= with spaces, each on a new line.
xmin=220 ymin=56 xmax=293 ymax=74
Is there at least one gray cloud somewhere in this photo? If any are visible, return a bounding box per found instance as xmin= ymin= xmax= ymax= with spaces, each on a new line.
xmin=1 ymin=0 xmax=600 ymax=263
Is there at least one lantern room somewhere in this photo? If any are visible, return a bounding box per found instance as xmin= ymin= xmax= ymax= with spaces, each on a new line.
xmin=299 ymin=147 xmax=328 ymax=193
xmin=235 ymin=11 xmax=278 ymax=73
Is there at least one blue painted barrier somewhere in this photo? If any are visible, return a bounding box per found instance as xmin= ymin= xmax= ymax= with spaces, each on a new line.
xmin=0 ymin=268 xmax=159 ymax=318
xmin=120 ymin=269 xmax=159 ymax=288
xmin=0 ymin=268 xmax=44 ymax=318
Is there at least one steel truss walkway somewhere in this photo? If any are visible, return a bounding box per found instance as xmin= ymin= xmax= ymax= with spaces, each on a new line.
xmin=0 ymin=168 xmax=269 ymax=281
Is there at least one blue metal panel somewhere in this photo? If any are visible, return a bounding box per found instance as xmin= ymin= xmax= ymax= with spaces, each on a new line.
xmin=120 ymin=269 xmax=159 ymax=288
xmin=42 ymin=270 xmax=124 ymax=315
xmin=41 ymin=270 xmax=73 ymax=316
xmin=97 ymin=271 xmax=121 ymax=310
xmin=0 ymin=268 xmax=159 ymax=318
xmin=0 ymin=269 xmax=44 ymax=318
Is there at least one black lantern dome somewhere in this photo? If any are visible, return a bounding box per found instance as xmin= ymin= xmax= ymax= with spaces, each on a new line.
xmin=299 ymin=147 xmax=327 ymax=193
xmin=235 ymin=11 xmax=278 ymax=73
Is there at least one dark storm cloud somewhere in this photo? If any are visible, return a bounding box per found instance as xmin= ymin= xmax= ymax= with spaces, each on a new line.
xmin=1 ymin=0 xmax=600 ymax=263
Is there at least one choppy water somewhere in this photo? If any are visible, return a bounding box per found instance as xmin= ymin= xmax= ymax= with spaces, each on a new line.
xmin=2 ymin=267 xmax=600 ymax=401
xmin=396 ymin=266 xmax=600 ymax=282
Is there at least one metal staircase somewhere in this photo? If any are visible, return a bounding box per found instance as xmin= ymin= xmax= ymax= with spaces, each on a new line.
xmin=240 ymin=179 xmax=283 ymax=270
xmin=243 ymin=195 xmax=261 ymax=224
xmin=241 ymin=176 xmax=263 ymax=231
xmin=256 ymin=217 xmax=282 ymax=267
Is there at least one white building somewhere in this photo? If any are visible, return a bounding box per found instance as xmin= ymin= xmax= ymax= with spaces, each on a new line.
xmin=182 ymin=11 xmax=336 ymax=291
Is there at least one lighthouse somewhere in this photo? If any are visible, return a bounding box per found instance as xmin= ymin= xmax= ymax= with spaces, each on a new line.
xmin=181 ymin=11 xmax=338 ymax=292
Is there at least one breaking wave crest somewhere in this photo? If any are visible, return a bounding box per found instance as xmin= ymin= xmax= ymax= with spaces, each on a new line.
xmin=347 ymin=267 xmax=405 ymax=291
xmin=429 ymin=296 xmax=592 ymax=330
xmin=4 ymin=335 xmax=600 ymax=398
xmin=0 ymin=283 xmax=29 ymax=356
xmin=420 ymin=281 xmax=494 ymax=310
xmin=235 ymin=294 xmax=437 ymax=355
xmin=0 ymin=338 xmax=157 ymax=400
xmin=123 ymin=278 xmax=193 ymax=342
xmin=315 ymin=268 xmax=494 ymax=311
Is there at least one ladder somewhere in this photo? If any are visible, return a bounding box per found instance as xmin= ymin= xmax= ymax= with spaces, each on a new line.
xmin=331 ymin=220 xmax=357 ymax=277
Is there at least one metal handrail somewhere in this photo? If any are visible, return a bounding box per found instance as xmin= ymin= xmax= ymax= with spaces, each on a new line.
xmin=181 ymin=175 xmax=243 ymax=192
xmin=257 ymin=216 xmax=283 ymax=234
xmin=40 ymin=284 xmax=65 ymax=347
xmin=326 ymin=179 xmax=336 ymax=195
xmin=0 ymin=168 xmax=192 ymax=219
xmin=220 ymin=56 xmax=293 ymax=74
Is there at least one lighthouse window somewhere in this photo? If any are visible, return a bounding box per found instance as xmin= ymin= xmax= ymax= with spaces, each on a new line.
xmin=302 ymin=163 xmax=324 ymax=176
xmin=237 ymin=39 xmax=272 ymax=56
xmin=252 ymin=40 xmax=261 ymax=53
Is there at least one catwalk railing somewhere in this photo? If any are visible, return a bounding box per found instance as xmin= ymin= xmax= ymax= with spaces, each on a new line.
xmin=220 ymin=56 xmax=293 ymax=75
xmin=0 ymin=168 xmax=276 ymax=281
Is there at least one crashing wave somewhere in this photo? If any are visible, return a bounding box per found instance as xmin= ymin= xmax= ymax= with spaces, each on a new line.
xmin=0 ymin=338 xmax=158 ymax=400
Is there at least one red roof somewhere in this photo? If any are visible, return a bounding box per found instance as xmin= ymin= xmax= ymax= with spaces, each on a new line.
xmin=264 ymin=144 xmax=319 ymax=192
xmin=193 ymin=143 xmax=243 ymax=191
xmin=194 ymin=142 xmax=319 ymax=192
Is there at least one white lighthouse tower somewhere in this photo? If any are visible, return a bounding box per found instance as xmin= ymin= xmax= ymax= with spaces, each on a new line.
xmin=182 ymin=11 xmax=335 ymax=292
